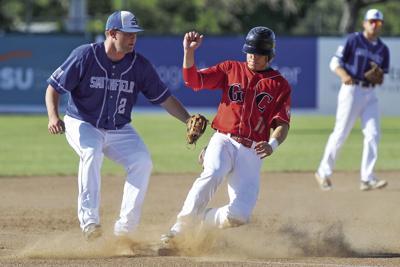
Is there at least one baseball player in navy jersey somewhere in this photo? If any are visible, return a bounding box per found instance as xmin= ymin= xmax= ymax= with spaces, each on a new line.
xmin=45 ymin=10 xmax=191 ymax=241
xmin=315 ymin=9 xmax=390 ymax=191
xmin=158 ymin=27 xmax=291 ymax=254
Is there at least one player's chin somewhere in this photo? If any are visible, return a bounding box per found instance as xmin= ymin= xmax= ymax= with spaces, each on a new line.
xmin=248 ymin=63 xmax=263 ymax=71
xmin=125 ymin=45 xmax=134 ymax=52
xmin=247 ymin=63 xmax=256 ymax=70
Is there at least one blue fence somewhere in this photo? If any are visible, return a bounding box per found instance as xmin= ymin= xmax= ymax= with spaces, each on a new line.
xmin=0 ymin=35 xmax=317 ymax=112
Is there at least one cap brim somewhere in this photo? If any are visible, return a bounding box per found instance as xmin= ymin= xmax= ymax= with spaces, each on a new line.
xmin=120 ymin=27 xmax=144 ymax=33
xmin=365 ymin=17 xmax=383 ymax=21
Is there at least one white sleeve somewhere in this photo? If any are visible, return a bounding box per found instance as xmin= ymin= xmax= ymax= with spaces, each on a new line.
xmin=329 ymin=45 xmax=345 ymax=72
xmin=329 ymin=56 xmax=340 ymax=72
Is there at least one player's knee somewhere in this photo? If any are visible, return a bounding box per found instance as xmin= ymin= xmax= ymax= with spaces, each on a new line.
xmin=126 ymin=152 xmax=153 ymax=174
xmin=195 ymin=168 xmax=226 ymax=189
xmin=206 ymin=167 xmax=227 ymax=181
xmin=332 ymin=132 xmax=347 ymax=146
xmin=81 ymin=147 xmax=102 ymax=161
xmin=364 ymin=131 xmax=380 ymax=142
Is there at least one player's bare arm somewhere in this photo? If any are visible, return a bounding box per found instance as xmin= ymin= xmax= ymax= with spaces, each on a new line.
xmin=183 ymin=31 xmax=203 ymax=69
xmin=335 ymin=66 xmax=354 ymax=85
xmin=254 ymin=121 xmax=289 ymax=159
xmin=45 ymin=85 xmax=65 ymax=134
xmin=160 ymin=95 xmax=191 ymax=123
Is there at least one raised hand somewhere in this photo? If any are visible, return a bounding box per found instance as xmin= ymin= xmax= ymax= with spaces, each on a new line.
xmin=183 ymin=31 xmax=204 ymax=51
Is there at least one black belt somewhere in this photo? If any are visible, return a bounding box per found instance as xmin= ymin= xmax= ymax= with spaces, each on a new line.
xmin=354 ymin=80 xmax=375 ymax=88
xmin=217 ymin=131 xmax=254 ymax=148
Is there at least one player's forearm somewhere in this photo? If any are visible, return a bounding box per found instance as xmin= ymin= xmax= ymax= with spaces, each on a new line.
xmin=335 ymin=67 xmax=353 ymax=82
xmin=160 ymin=95 xmax=190 ymax=123
xmin=335 ymin=66 xmax=347 ymax=78
xmin=45 ymin=85 xmax=61 ymax=120
xmin=270 ymin=122 xmax=289 ymax=145
xmin=183 ymin=49 xmax=195 ymax=69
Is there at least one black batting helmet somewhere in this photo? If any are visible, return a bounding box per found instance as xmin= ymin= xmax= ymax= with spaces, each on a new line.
xmin=242 ymin=26 xmax=275 ymax=58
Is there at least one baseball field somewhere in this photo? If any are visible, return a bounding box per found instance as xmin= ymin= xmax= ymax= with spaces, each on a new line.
xmin=1 ymin=114 xmax=399 ymax=266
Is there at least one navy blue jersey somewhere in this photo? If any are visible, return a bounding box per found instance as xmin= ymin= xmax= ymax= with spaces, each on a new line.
xmin=335 ymin=32 xmax=390 ymax=81
xmin=47 ymin=42 xmax=171 ymax=129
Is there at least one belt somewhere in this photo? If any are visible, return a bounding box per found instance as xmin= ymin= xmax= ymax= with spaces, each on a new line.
xmin=217 ymin=131 xmax=254 ymax=148
xmin=354 ymin=80 xmax=375 ymax=88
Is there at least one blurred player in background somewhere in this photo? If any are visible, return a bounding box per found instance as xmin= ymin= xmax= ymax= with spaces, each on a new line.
xmin=159 ymin=27 xmax=291 ymax=254
xmin=315 ymin=9 xmax=390 ymax=191
xmin=45 ymin=10 xmax=190 ymax=241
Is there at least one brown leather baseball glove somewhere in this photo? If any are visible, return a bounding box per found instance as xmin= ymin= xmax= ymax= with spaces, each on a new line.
xmin=364 ymin=61 xmax=384 ymax=85
xmin=186 ymin=114 xmax=208 ymax=145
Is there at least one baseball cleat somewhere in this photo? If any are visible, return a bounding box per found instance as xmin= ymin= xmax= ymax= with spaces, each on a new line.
xmin=157 ymin=232 xmax=179 ymax=256
xmin=83 ymin=223 xmax=102 ymax=241
xmin=360 ymin=179 xmax=388 ymax=191
xmin=314 ymin=172 xmax=332 ymax=191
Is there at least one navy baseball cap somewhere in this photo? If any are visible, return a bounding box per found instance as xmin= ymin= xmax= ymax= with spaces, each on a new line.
xmin=106 ymin=11 xmax=144 ymax=33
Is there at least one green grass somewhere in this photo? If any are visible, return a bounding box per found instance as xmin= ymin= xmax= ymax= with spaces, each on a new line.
xmin=0 ymin=114 xmax=399 ymax=177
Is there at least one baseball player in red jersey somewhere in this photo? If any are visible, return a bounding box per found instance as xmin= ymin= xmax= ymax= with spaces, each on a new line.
xmin=159 ymin=27 xmax=291 ymax=254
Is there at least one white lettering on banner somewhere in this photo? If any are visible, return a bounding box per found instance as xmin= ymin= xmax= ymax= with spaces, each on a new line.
xmin=156 ymin=65 xmax=182 ymax=91
xmin=154 ymin=64 xmax=301 ymax=89
xmin=0 ymin=67 xmax=34 ymax=90
xmin=273 ymin=66 xmax=301 ymax=85
xmin=388 ymin=67 xmax=400 ymax=81
xmin=89 ymin=77 xmax=134 ymax=93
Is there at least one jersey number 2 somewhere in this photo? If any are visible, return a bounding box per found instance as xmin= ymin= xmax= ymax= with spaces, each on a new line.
xmin=118 ymin=98 xmax=127 ymax=114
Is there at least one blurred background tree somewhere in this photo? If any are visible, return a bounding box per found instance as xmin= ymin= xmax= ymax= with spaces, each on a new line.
xmin=0 ymin=0 xmax=399 ymax=36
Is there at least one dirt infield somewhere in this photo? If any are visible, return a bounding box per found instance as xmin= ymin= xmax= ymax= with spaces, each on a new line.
xmin=1 ymin=171 xmax=399 ymax=266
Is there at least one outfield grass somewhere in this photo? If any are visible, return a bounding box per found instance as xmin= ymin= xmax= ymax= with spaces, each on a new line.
xmin=0 ymin=114 xmax=399 ymax=177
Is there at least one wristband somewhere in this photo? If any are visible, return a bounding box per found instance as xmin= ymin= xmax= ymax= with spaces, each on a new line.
xmin=268 ymin=138 xmax=279 ymax=151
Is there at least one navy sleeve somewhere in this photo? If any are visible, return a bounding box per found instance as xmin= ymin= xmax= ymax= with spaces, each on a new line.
xmin=337 ymin=34 xmax=353 ymax=65
xmin=47 ymin=47 xmax=83 ymax=94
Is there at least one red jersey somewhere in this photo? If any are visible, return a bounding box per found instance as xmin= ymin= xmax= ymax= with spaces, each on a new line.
xmin=183 ymin=60 xmax=291 ymax=142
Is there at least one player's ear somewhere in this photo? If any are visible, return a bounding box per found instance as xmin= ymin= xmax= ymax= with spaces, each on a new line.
xmin=108 ymin=30 xmax=117 ymax=39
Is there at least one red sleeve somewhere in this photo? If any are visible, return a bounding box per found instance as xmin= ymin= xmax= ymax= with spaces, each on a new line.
xmin=270 ymin=82 xmax=291 ymax=128
xmin=182 ymin=63 xmax=227 ymax=91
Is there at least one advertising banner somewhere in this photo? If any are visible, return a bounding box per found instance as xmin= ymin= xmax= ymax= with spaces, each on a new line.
xmin=0 ymin=35 xmax=317 ymax=112
xmin=0 ymin=35 xmax=88 ymax=112
xmin=135 ymin=36 xmax=317 ymax=109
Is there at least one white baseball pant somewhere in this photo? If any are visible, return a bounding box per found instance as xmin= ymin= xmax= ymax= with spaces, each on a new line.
xmin=64 ymin=115 xmax=152 ymax=236
xmin=170 ymin=131 xmax=262 ymax=234
xmin=317 ymin=84 xmax=380 ymax=182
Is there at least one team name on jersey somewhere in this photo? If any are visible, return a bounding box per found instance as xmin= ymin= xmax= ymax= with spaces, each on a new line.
xmin=355 ymin=48 xmax=383 ymax=64
xmin=228 ymin=83 xmax=274 ymax=113
xmin=90 ymin=76 xmax=134 ymax=93
xmin=228 ymin=83 xmax=244 ymax=102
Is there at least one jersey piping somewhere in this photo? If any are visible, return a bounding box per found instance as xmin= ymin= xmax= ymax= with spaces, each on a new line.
xmin=148 ymin=88 xmax=169 ymax=102
xmin=114 ymin=53 xmax=138 ymax=127
xmin=91 ymin=44 xmax=109 ymax=128
xmin=49 ymin=77 xmax=69 ymax=93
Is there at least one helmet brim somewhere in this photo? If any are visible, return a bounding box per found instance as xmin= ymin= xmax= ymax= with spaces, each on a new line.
xmin=242 ymin=44 xmax=273 ymax=56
